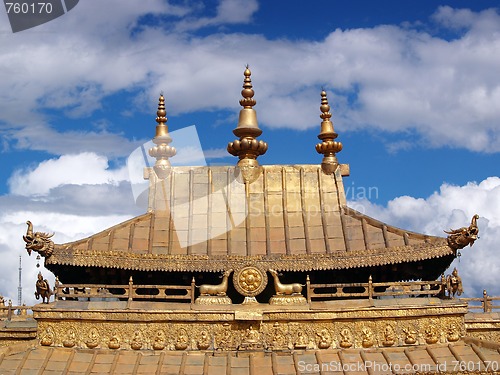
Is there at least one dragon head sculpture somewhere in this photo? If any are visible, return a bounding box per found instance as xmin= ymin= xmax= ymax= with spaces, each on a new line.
xmin=444 ymin=214 xmax=479 ymax=250
xmin=23 ymin=221 xmax=54 ymax=258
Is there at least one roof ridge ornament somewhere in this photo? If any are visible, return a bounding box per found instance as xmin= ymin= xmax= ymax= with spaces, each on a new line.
xmin=445 ymin=214 xmax=480 ymax=252
xmin=149 ymin=94 xmax=176 ymax=179
xmin=315 ymin=90 xmax=343 ymax=175
xmin=227 ymin=66 xmax=268 ymax=184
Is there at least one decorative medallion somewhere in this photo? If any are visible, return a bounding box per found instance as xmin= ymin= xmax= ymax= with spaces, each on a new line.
xmin=233 ymin=266 xmax=267 ymax=297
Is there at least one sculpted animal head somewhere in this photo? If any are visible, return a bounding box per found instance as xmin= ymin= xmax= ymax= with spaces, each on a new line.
xmin=23 ymin=221 xmax=54 ymax=257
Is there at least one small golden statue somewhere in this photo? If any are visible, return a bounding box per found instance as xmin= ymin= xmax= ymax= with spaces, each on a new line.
xmin=197 ymin=331 xmax=210 ymax=350
xmin=175 ymin=328 xmax=189 ymax=350
xmin=382 ymin=325 xmax=396 ymax=347
xmin=425 ymin=325 xmax=439 ymax=344
xmin=446 ymin=268 xmax=463 ymax=298
xmin=63 ymin=329 xmax=76 ymax=348
xmin=108 ymin=331 xmax=121 ymax=349
xmin=294 ymin=330 xmax=308 ymax=349
xmin=403 ymin=327 xmax=417 ymax=345
xmin=153 ymin=330 xmax=166 ymax=350
xmin=445 ymin=214 xmax=479 ymax=250
xmin=35 ymin=272 xmax=52 ymax=304
xmin=130 ymin=330 xmax=143 ymax=350
xmin=361 ymin=327 xmax=374 ymax=348
xmin=339 ymin=328 xmax=353 ymax=348
xmin=316 ymin=329 xmax=332 ymax=349
xmin=447 ymin=323 xmax=460 ymax=342
xmin=86 ymin=327 xmax=100 ymax=349
xmin=240 ymin=325 xmax=262 ymax=350
xmin=199 ymin=269 xmax=233 ymax=296
xmin=40 ymin=326 xmax=54 ymax=346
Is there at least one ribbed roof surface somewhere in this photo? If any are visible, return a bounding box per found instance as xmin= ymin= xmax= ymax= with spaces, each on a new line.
xmin=1 ymin=340 xmax=499 ymax=374
xmin=47 ymin=165 xmax=453 ymax=272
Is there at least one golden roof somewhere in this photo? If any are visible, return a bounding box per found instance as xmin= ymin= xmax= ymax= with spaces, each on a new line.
xmin=47 ymin=164 xmax=451 ymax=273
xmin=1 ymin=339 xmax=499 ymax=374
xmin=29 ymin=67 xmax=457 ymax=277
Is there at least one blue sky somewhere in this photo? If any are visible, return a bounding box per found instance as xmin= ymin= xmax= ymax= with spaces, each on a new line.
xmin=0 ymin=0 xmax=499 ymax=303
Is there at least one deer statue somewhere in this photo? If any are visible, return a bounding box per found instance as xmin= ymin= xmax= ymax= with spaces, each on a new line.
xmin=268 ymin=269 xmax=302 ymax=295
xmin=199 ymin=269 xmax=233 ymax=296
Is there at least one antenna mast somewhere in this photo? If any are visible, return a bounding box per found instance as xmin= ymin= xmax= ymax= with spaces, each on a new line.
xmin=18 ymin=255 xmax=22 ymax=307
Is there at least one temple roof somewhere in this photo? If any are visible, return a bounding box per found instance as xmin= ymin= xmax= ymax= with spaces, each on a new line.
xmin=28 ymin=68 xmax=460 ymax=278
xmin=46 ymin=164 xmax=452 ymax=273
xmin=2 ymin=339 xmax=499 ymax=374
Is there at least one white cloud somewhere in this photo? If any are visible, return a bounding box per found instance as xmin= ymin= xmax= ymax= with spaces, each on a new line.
xmin=0 ymin=151 xmax=144 ymax=304
xmin=350 ymin=176 xmax=500 ymax=297
xmin=8 ymin=152 xmax=129 ymax=196
xmin=175 ymin=0 xmax=259 ymax=31
xmin=6 ymin=122 xmax=144 ymax=157
xmin=1 ymin=4 xmax=500 ymax=154
xmin=0 ymin=213 xmax=134 ymax=305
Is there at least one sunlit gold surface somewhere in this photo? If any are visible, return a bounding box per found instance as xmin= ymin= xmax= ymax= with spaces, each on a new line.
xmin=227 ymin=67 xmax=267 ymax=184
xmin=148 ymin=94 xmax=176 ymax=179
xmin=315 ymin=90 xmax=343 ymax=174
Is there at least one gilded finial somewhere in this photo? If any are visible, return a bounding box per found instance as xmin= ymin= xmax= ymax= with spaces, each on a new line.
xmin=228 ymin=67 xmax=268 ymax=184
xmin=149 ymin=94 xmax=176 ymax=179
xmin=316 ymin=90 xmax=343 ymax=174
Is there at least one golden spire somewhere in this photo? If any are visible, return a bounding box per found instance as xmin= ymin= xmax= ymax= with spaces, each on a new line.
xmin=148 ymin=94 xmax=176 ymax=179
xmin=316 ymin=90 xmax=343 ymax=174
xmin=227 ymin=66 xmax=268 ymax=184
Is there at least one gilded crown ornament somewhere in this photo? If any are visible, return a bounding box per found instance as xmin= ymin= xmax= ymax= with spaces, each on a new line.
xmin=316 ymin=90 xmax=343 ymax=174
xmin=149 ymin=94 xmax=176 ymax=179
xmin=227 ymin=66 xmax=268 ymax=184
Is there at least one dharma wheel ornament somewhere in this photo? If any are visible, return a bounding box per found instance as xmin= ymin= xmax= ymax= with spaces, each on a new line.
xmin=316 ymin=90 xmax=343 ymax=175
xmin=233 ymin=266 xmax=268 ymax=302
xmin=227 ymin=66 xmax=268 ymax=185
xmin=149 ymin=94 xmax=176 ymax=179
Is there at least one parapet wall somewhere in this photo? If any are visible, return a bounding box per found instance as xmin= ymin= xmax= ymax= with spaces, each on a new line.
xmin=31 ymin=298 xmax=467 ymax=351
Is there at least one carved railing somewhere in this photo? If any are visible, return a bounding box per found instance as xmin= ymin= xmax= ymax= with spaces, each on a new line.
xmin=55 ymin=277 xmax=196 ymax=307
xmin=0 ymin=304 xmax=33 ymax=320
xmin=305 ymin=276 xmax=445 ymax=303
xmin=461 ymin=290 xmax=500 ymax=313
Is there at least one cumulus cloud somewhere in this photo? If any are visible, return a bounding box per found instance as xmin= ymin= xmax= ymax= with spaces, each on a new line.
xmin=0 ymin=214 xmax=135 ymax=305
xmin=8 ymin=152 xmax=130 ymax=196
xmin=1 ymin=3 xmax=500 ymax=154
xmin=175 ymin=0 xmax=259 ymax=31
xmin=349 ymin=177 xmax=500 ymax=297
xmin=0 ymin=152 xmax=144 ymax=304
